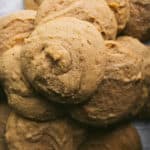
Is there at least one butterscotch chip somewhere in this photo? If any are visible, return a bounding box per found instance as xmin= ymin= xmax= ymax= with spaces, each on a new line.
xmin=71 ymin=39 xmax=144 ymax=126
xmin=0 ymin=10 xmax=36 ymax=55
xmin=21 ymin=17 xmax=106 ymax=104
xmin=24 ymin=0 xmax=43 ymax=10
xmin=106 ymin=0 xmax=130 ymax=32
xmin=123 ymin=0 xmax=150 ymax=42
xmin=35 ymin=0 xmax=117 ymax=40
xmin=0 ymin=103 xmax=11 ymax=150
xmin=0 ymin=45 xmax=63 ymax=121
xmin=79 ymin=124 xmax=142 ymax=150
xmin=5 ymin=112 xmax=87 ymax=150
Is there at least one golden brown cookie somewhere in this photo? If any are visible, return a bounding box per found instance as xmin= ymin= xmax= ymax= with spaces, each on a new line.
xmin=106 ymin=0 xmax=130 ymax=32
xmin=0 ymin=10 xmax=36 ymax=55
xmin=24 ymin=0 xmax=43 ymax=10
xmin=21 ymin=17 xmax=106 ymax=104
xmin=70 ymin=39 xmax=145 ymax=126
xmin=0 ymin=45 xmax=63 ymax=121
xmin=5 ymin=112 xmax=87 ymax=150
xmin=123 ymin=0 xmax=150 ymax=42
xmin=0 ymin=103 xmax=11 ymax=150
xmin=79 ymin=124 xmax=142 ymax=150
xmin=117 ymin=36 xmax=150 ymax=119
xmin=35 ymin=0 xmax=117 ymax=40
xmin=117 ymin=36 xmax=150 ymax=81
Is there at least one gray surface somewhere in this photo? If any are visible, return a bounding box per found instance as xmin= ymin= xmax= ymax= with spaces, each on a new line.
xmin=0 ymin=0 xmax=149 ymax=150
xmin=134 ymin=121 xmax=150 ymax=150
xmin=0 ymin=0 xmax=23 ymax=16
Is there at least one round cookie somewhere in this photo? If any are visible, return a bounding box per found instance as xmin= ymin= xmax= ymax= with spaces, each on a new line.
xmin=35 ymin=0 xmax=117 ymax=40
xmin=117 ymin=37 xmax=150 ymax=79
xmin=0 ymin=103 xmax=11 ymax=150
xmin=70 ymin=39 xmax=145 ymax=126
xmin=24 ymin=0 xmax=43 ymax=10
xmin=0 ymin=10 xmax=36 ymax=55
xmin=79 ymin=124 xmax=142 ymax=150
xmin=21 ymin=17 xmax=106 ymax=104
xmin=106 ymin=0 xmax=130 ymax=32
xmin=0 ymin=45 xmax=63 ymax=121
xmin=5 ymin=112 xmax=87 ymax=150
xmin=123 ymin=0 xmax=150 ymax=42
xmin=117 ymin=36 xmax=150 ymax=118
xmin=140 ymin=46 xmax=150 ymax=118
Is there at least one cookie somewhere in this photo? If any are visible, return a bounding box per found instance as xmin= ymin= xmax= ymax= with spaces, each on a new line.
xmin=0 ymin=45 xmax=63 ymax=121
xmin=106 ymin=0 xmax=130 ymax=32
xmin=79 ymin=124 xmax=142 ymax=150
xmin=117 ymin=36 xmax=150 ymax=119
xmin=6 ymin=112 xmax=87 ymax=150
xmin=21 ymin=17 xmax=106 ymax=104
xmin=24 ymin=0 xmax=43 ymax=10
xmin=71 ymin=39 xmax=144 ymax=126
xmin=0 ymin=10 xmax=36 ymax=55
xmin=123 ymin=0 xmax=150 ymax=42
xmin=35 ymin=0 xmax=117 ymax=40
xmin=139 ymin=47 xmax=150 ymax=119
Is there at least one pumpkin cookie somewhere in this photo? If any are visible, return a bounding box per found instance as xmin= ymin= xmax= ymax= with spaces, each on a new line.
xmin=71 ymin=39 xmax=144 ymax=126
xmin=79 ymin=124 xmax=142 ymax=150
xmin=6 ymin=113 xmax=87 ymax=150
xmin=21 ymin=17 xmax=106 ymax=104
xmin=24 ymin=0 xmax=43 ymax=10
xmin=0 ymin=45 xmax=63 ymax=121
xmin=35 ymin=0 xmax=117 ymax=40
xmin=106 ymin=0 xmax=130 ymax=32
xmin=0 ymin=10 xmax=36 ymax=55
xmin=123 ymin=0 xmax=150 ymax=42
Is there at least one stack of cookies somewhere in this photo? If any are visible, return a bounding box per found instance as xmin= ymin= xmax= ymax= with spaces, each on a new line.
xmin=0 ymin=0 xmax=150 ymax=149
